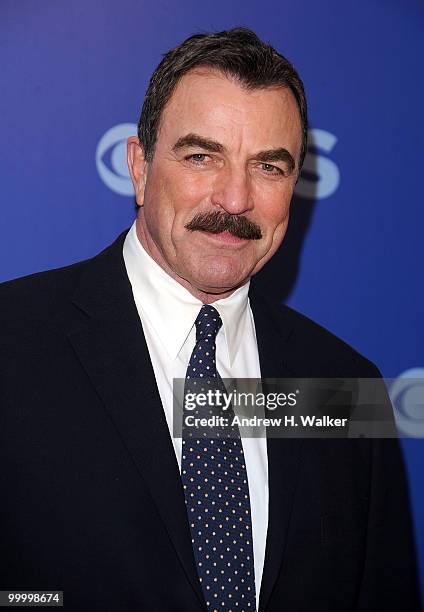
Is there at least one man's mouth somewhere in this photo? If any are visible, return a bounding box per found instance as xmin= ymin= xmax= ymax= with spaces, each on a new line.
xmin=200 ymin=230 xmax=249 ymax=244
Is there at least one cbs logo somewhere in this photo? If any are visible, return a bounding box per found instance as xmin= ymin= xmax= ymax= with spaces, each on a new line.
xmin=389 ymin=368 xmax=424 ymax=437
xmin=95 ymin=123 xmax=136 ymax=196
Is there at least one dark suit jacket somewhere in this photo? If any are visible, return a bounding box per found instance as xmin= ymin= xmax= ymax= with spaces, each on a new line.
xmin=0 ymin=230 xmax=420 ymax=611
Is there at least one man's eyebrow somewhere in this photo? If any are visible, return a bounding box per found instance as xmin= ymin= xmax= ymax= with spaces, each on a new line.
xmin=172 ymin=133 xmax=225 ymax=153
xmin=173 ymin=135 xmax=296 ymax=174
xmin=254 ymin=148 xmax=296 ymax=174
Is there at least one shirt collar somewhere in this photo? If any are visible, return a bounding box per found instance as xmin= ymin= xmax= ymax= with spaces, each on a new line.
xmin=123 ymin=221 xmax=250 ymax=365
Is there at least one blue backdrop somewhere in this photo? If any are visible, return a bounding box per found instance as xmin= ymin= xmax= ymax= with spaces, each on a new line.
xmin=2 ymin=0 xmax=423 ymax=600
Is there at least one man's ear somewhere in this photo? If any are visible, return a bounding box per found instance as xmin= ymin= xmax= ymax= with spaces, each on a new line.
xmin=127 ymin=136 xmax=148 ymax=206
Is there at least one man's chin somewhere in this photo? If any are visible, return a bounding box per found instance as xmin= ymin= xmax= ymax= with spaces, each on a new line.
xmin=173 ymin=256 xmax=253 ymax=297
xmin=189 ymin=274 xmax=250 ymax=296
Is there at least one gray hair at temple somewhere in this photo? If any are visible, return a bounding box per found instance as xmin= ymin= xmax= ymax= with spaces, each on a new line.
xmin=137 ymin=27 xmax=308 ymax=171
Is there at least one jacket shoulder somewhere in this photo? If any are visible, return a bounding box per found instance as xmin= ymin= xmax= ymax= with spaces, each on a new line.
xmin=0 ymin=259 xmax=88 ymax=322
xmin=251 ymin=289 xmax=381 ymax=378
xmin=0 ymin=229 xmax=128 ymax=323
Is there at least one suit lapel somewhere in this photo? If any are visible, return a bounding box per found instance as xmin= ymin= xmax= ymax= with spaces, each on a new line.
xmin=249 ymin=287 xmax=304 ymax=612
xmin=67 ymin=231 xmax=206 ymax=610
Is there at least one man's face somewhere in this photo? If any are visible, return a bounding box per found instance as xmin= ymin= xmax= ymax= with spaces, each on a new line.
xmin=128 ymin=67 xmax=302 ymax=296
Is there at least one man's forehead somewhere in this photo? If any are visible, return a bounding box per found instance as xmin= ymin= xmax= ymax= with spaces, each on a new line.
xmin=166 ymin=66 xmax=293 ymax=112
xmin=159 ymin=67 xmax=302 ymax=151
xmin=173 ymin=65 xmax=241 ymax=93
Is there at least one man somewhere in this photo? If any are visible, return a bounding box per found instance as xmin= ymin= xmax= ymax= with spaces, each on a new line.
xmin=0 ymin=28 xmax=419 ymax=611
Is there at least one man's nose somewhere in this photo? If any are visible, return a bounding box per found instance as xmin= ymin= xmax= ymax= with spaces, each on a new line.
xmin=211 ymin=165 xmax=253 ymax=215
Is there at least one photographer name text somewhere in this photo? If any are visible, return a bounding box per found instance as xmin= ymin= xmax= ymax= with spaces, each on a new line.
xmin=184 ymin=415 xmax=348 ymax=428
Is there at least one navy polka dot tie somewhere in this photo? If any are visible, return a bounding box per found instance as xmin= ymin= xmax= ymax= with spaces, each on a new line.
xmin=181 ymin=305 xmax=256 ymax=611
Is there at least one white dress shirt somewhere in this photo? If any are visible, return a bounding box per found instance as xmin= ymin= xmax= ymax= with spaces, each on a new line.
xmin=123 ymin=221 xmax=268 ymax=607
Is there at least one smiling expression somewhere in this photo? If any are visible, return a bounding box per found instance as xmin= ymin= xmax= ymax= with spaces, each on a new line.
xmin=127 ymin=67 xmax=302 ymax=301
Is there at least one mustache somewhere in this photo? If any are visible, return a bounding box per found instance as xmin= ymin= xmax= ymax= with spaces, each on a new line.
xmin=185 ymin=211 xmax=262 ymax=240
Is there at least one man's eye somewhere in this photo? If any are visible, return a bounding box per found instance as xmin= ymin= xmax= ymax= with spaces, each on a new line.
xmin=187 ymin=154 xmax=208 ymax=163
xmin=261 ymin=163 xmax=283 ymax=175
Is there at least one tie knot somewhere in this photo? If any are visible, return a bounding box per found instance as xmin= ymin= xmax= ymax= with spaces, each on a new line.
xmin=195 ymin=305 xmax=222 ymax=342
